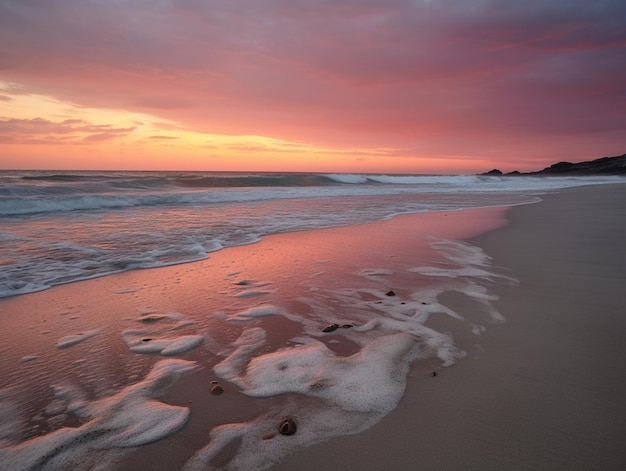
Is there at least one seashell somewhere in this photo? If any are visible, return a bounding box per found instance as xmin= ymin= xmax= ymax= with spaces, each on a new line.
xmin=322 ymin=323 xmax=339 ymax=333
xmin=262 ymin=432 xmax=276 ymax=440
xmin=278 ymin=417 xmax=297 ymax=436
xmin=211 ymin=384 xmax=225 ymax=395
xmin=339 ymin=324 xmax=354 ymax=329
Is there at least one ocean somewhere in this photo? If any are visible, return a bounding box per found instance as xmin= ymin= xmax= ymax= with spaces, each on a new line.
xmin=1 ymin=170 xmax=621 ymax=299
xmin=0 ymin=170 xmax=623 ymax=470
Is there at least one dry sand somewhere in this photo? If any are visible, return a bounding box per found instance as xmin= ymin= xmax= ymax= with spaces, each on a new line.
xmin=272 ymin=183 xmax=626 ymax=471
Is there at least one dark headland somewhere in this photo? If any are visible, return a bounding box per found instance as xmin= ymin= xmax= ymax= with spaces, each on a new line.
xmin=481 ymin=152 xmax=626 ymax=176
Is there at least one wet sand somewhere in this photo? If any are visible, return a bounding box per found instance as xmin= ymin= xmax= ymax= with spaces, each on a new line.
xmin=0 ymin=206 xmax=508 ymax=470
xmin=272 ymin=183 xmax=626 ymax=471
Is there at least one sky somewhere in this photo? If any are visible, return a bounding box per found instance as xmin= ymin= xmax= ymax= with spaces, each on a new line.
xmin=1 ymin=0 xmax=625 ymax=174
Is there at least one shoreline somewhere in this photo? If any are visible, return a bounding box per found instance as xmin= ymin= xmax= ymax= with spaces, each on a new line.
xmin=272 ymin=183 xmax=626 ymax=471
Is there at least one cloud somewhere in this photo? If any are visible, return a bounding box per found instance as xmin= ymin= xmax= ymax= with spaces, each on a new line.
xmin=82 ymin=128 xmax=137 ymax=142
xmin=147 ymin=135 xmax=179 ymax=140
xmin=0 ymin=117 xmax=136 ymax=144
xmin=0 ymin=0 xmax=625 ymax=162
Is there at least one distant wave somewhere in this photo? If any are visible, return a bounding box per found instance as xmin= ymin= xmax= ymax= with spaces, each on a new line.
xmin=15 ymin=171 xmax=488 ymax=189
xmin=22 ymin=174 xmax=98 ymax=182
xmin=1 ymin=171 xmax=622 ymax=217
xmin=323 ymin=173 xmax=487 ymax=185
xmin=171 ymin=173 xmax=342 ymax=188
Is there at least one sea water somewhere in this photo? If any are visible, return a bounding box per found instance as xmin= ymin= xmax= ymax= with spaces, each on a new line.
xmin=1 ymin=170 xmax=621 ymax=298
xmin=0 ymin=171 xmax=622 ymax=470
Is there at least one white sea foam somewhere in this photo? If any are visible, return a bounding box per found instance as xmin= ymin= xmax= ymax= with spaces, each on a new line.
xmin=122 ymin=331 xmax=204 ymax=355
xmin=245 ymin=333 xmax=416 ymax=410
xmin=0 ymin=359 xmax=198 ymax=470
xmin=409 ymin=265 xmax=497 ymax=279
xmin=187 ymin=333 xmax=420 ymax=471
xmin=464 ymin=283 xmax=506 ymax=323
xmin=432 ymin=239 xmax=493 ymax=266
xmin=135 ymin=311 xmax=196 ymax=329
xmin=213 ymin=327 xmax=267 ymax=385
xmin=189 ymin=289 xmax=475 ymax=471
xmin=232 ymin=289 xmax=273 ymax=298
xmin=197 ymin=256 xmax=501 ymax=471
xmin=228 ymin=305 xmax=285 ymax=319
xmin=360 ymin=268 xmax=394 ymax=276
xmin=226 ymin=305 xmax=307 ymax=326
xmin=55 ymin=329 xmax=101 ymax=349
xmin=323 ymin=173 xmax=369 ymax=184
xmin=410 ymin=239 xmax=516 ymax=283
xmin=472 ymin=324 xmax=487 ymax=335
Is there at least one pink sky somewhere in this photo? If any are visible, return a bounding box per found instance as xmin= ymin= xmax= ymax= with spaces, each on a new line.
xmin=1 ymin=0 xmax=625 ymax=173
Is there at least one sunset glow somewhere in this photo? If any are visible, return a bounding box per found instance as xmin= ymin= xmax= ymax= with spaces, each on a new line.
xmin=1 ymin=1 xmax=625 ymax=173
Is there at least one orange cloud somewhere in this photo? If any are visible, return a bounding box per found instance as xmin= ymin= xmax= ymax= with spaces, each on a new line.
xmin=0 ymin=1 xmax=625 ymax=172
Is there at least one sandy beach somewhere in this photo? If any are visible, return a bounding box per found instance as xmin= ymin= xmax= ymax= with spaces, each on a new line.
xmin=273 ymin=183 xmax=626 ymax=471
xmin=1 ymin=182 xmax=625 ymax=470
xmin=4 ymin=0 xmax=626 ymax=468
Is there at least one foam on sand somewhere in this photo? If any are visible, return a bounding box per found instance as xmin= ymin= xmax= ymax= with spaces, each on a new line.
xmin=359 ymin=268 xmax=394 ymax=276
xmin=0 ymin=359 xmax=198 ymax=470
xmin=55 ymin=329 xmax=101 ymax=349
xmin=122 ymin=331 xmax=204 ymax=355
xmin=231 ymin=289 xmax=273 ymax=298
xmin=225 ymin=304 xmax=313 ymax=328
xmin=185 ymin=332 xmax=420 ymax=471
xmin=213 ymin=327 xmax=267 ymax=384
xmin=182 ymin=233 xmax=512 ymax=471
xmin=231 ymin=279 xmax=274 ymax=298
xmin=247 ymin=333 xmax=416 ymax=411
xmin=182 ymin=405 xmax=366 ymax=471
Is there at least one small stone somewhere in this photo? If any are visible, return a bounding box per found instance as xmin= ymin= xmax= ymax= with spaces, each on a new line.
xmin=322 ymin=323 xmax=339 ymax=333
xmin=339 ymin=324 xmax=354 ymax=329
xmin=142 ymin=338 xmax=153 ymax=342
xmin=139 ymin=314 xmax=167 ymax=323
xmin=278 ymin=417 xmax=297 ymax=436
xmin=385 ymin=290 xmax=396 ymax=296
xmin=211 ymin=384 xmax=225 ymax=395
xmin=430 ymin=371 xmax=437 ymax=377
xmin=262 ymin=432 xmax=276 ymax=440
